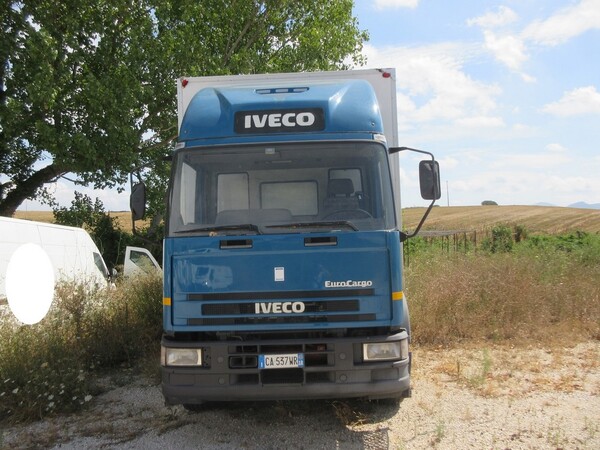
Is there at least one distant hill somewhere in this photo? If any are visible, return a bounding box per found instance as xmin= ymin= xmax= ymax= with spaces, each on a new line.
xmin=568 ymin=201 xmax=600 ymax=210
xmin=402 ymin=205 xmax=600 ymax=234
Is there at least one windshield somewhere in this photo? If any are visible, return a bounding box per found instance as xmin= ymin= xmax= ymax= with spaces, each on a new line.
xmin=168 ymin=142 xmax=396 ymax=236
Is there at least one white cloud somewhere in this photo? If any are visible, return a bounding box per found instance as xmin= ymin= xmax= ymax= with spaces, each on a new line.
xmin=522 ymin=0 xmax=600 ymax=46
xmin=374 ymin=0 xmax=420 ymax=9
xmin=511 ymin=123 xmax=537 ymax=135
xmin=442 ymin=145 xmax=600 ymax=206
xmin=455 ymin=116 xmax=505 ymax=128
xmin=438 ymin=156 xmax=459 ymax=170
xmin=542 ymin=86 xmax=600 ymax=116
xmin=447 ymin=168 xmax=599 ymax=206
xmin=546 ymin=143 xmax=568 ymax=153
xmin=483 ymin=31 xmax=528 ymax=71
xmin=467 ymin=6 xmax=518 ymax=29
xmin=395 ymin=92 xmax=417 ymax=115
xmin=363 ymin=43 xmax=501 ymax=126
xmin=466 ymin=7 xmax=532 ymax=78
xmin=520 ymin=73 xmax=536 ymax=83
xmin=489 ymin=153 xmax=571 ymax=169
xmin=543 ymin=174 xmax=598 ymax=195
xmin=465 ymin=2 xmax=600 ymax=78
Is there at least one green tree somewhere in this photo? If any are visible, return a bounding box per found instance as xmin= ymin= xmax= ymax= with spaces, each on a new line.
xmin=53 ymin=191 xmax=128 ymax=268
xmin=0 ymin=0 xmax=367 ymax=217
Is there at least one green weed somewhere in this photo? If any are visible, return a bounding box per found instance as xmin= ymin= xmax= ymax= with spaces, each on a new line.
xmin=0 ymin=273 xmax=162 ymax=423
xmin=405 ymin=231 xmax=600 ymax=345
xmin=465 ymin=349 xmax=493 ymax=389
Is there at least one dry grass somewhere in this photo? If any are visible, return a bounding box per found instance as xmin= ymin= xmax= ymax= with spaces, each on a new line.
xmin=0 ymin=274 xmax=162 ymax=423
xmin=405 ymin=249 xmax=600 ymax=346
xmin=403 ymin=205 xmax=600 ymax=234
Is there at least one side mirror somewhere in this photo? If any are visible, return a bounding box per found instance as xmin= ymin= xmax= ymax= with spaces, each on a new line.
xmin=389 ymin=146 xmax=441 ymax=241
xmin=419 ymin=160 xmax=441 ymax=200
xmin=130 ymin=182 xmax=147 ymax=221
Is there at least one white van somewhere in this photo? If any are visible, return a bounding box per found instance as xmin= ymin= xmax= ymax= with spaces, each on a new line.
xmin=0 ymin=217 xmax=111 ymax=301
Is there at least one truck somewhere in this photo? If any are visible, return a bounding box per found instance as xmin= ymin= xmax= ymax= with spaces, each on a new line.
xmin=130 ymin=68 xmax=440 ymax=407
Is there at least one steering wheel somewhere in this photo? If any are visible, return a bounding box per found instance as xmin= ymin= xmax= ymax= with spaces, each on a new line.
xmin=323 ymin=209 xmax=373 ymax=220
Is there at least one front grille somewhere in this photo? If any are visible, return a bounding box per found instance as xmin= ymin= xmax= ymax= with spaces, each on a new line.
xmin=261 ymin=368 xmax=303 ymax=384
xmin=186 ymin=288 xmax=376 ymax=326
xmin=188 ymin=314 xmax=375 ymax=326
xmin=226 ymin=341 xmax=335 ymax=385
xmin=202 ymin=300 xmax=359 ymax=315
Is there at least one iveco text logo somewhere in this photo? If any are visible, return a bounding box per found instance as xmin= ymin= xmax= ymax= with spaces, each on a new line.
xmin=235 ymin=108 xmax=325 ymax=134
xmin=325 ymin=280 xmax=373 ymax=288
xmin=244 ymin=112 xmax=316 ymax=129
xmin=255 ymin=301 xmax=306 ymax=314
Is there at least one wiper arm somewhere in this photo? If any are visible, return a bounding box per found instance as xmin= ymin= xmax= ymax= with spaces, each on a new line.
xmin=175 ymin=224 xmax=261 ymax=235
xmin=265 ymin=221 xmax=358 ymax=231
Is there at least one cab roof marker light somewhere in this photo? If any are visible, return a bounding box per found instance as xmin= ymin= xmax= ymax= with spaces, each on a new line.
xmin=374 ymin=133 xmax=387 ymax=144
xmin=256 ymin=87 xmax=309 ymax=95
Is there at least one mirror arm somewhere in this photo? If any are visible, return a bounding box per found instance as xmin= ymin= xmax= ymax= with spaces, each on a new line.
xmin=129 ymin=171 xmax=141 ymax=236
xmin=390 ymin=146 xmax=439 ymax=242
xmin=389 ymin=146 xmax=435 ymax=161
xmin=400 ymin=198 xmax=436 ymax=242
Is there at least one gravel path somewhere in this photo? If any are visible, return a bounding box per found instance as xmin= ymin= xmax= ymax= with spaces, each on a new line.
xmin=2 ymin=342 xmax=599 ymax=449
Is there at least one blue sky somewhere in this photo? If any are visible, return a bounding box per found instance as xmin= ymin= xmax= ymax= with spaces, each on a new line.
xmin=354 ymin=0 xmax=600 ymax=207
xmin=19 ymin=0 xmax=600 ymax=211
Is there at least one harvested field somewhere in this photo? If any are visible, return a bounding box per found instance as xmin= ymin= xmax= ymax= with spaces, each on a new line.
xmin=15 ymin=205 xmax=600 ymax=235
xmin=14 ymin=210 xmax=136 ymax=232
xmin=403 ymin=205 xmax=600 ymax=234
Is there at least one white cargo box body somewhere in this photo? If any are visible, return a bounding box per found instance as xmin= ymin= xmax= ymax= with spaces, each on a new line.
xmin=177 ymin=68 xmax=402 ymax=222
xmin=0 ymin=217 xmax=110 ymax=300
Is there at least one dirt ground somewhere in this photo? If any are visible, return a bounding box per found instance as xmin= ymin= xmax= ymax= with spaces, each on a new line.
xmin=2 ymin=341 xmax=599 ymax=449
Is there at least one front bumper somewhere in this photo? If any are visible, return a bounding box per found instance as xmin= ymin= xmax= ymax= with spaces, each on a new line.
xmin=161 ymin=331 xmax=410 ymax=404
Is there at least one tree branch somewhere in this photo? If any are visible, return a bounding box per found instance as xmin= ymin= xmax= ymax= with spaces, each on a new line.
xmin=0 ymin=164 xmax=67 ymax=217
xmin=137 ymin=133 xmax=178 ymax=153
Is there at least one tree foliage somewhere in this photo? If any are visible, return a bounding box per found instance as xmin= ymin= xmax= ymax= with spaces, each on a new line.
xmin=53 ymin=191 xmax=129 ymax=268
xmin=0 ymin=0 xmax=367 ymax=216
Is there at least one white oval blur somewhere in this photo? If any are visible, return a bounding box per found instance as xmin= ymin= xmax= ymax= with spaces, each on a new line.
xmin=6 ymin=243 xmax=55 ymax=325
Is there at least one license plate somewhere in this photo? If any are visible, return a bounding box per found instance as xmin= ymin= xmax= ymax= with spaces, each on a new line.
xmin=259 ymin=353 xmax=304 ymax=369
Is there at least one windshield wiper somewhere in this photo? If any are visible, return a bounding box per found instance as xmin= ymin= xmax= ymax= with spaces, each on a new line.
xmin=175 ymin=224 xmax=261 ymax=235
xmin=265 ymin=221 xmax=358 ymax=231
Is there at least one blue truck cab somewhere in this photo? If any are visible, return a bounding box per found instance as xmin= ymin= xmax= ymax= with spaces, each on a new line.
xmin=133 ymin=69 xmax=440 ymax=406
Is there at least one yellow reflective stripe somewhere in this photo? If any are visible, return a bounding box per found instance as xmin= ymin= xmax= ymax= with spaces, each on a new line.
xmin=163 ymin=297 xmax=172 ymax=306
xmin=392 ymin=291 xmax=404 ymax=301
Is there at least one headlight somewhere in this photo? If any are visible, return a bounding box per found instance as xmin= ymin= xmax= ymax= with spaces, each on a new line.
xmin=162 ymin=347 xmax=203 ymax=366
xmin=363 ymin=341 xmax=408 ymax=362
